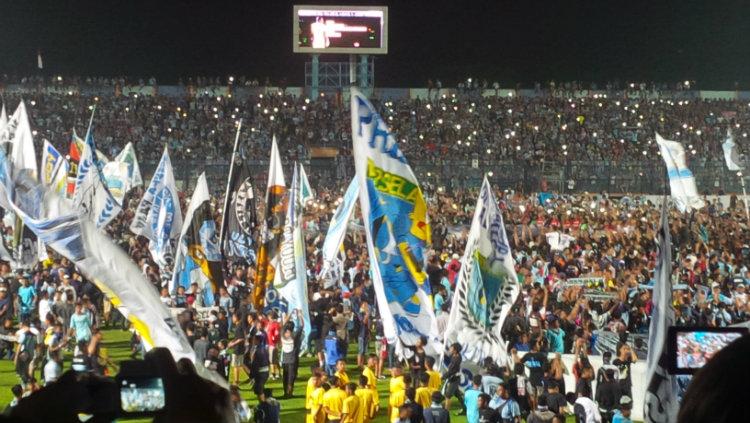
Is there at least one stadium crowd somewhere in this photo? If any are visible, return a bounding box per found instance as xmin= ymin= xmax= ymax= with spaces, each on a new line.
xmin=1 ymin=78 xmax=749 ymax=173
xmin=0 ymin=80 xmax=748 ymax=422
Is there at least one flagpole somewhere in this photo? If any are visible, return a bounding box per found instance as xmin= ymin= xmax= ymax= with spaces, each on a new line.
xmin=740 ymin=171 xmax=750 ymax=220
xmin=84 ymin=105 xmax=96 ymax=141
xmin=219 ymin=119 xmax=242 ymax=255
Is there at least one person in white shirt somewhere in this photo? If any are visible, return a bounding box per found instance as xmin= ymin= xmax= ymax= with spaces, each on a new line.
xmin=38 ymin=291 xmax=51 ymax=324
xmin=568 ymin=391 xmax=602 ymax=423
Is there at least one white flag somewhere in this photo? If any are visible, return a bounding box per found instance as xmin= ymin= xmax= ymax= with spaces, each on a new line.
xmin=273 ymin=164 xmax=311 ymax=339
xmin=319 ymin=177 xmax=359 ymax=278
xmin=299 ymin=163 xmax=314 ymax=204
xmin=130 ymin=147 xmax=183 ymax=280
xmin=73 ymin=136 xmax=122 ymax=228
xmin=655 ymin=133 xmax=704 ymax=212
xmin=351 ymin=87 xmax=439 ymax=357
xmin=643 ymin=199 xmax=679 ymax=423
xmin=444 ymin=177 xmax=520 ymax=365
xmin=0 ymin=150 xmax=225 ymax=387
xmin=6 ymin=102 xmax=37 ymax=180
xmin=0 ymin=104 xmax=6 ymax=134
xmin=722 ymin=129 xmax=742 ymax=171
xmin=114 ymin=142 xmax=143 ymax=188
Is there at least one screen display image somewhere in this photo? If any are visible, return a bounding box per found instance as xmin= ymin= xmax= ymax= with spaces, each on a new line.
xmin=293 ymin=6 xmax=388 ymax=54
xmin=120 ymin=377 xmax=166 ymax=413
xmin=675 ymin=330 xmax=743 ymax=370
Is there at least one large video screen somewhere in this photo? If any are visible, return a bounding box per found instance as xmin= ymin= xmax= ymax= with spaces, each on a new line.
xmin=293 ymin=6 xmax=388 ymax=54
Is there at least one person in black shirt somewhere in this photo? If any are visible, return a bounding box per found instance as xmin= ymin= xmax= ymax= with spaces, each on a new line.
xmin=517 ymin=337 xmax=548 ymax=410
xmin=250 ymin=334 xmax=270 ymax=398
xmin=228 ymin=312 xmax=247 ymax=385
xmin=442 ymin=343 xmax=465 ymax=415
xmin=612 ymin=343 xmax=637 ymax=398
xmin=478 ymin=393 xmax=500 ymax=423
xmin=423 ymin=391 xmax=450 ymax=423
xmin=405 ymin=387 xmax=424 ymax=423
xmin=595 ymin=368 xmax=621 ymax=421
xmin=409 ymin=336 xmax=427 ymax=381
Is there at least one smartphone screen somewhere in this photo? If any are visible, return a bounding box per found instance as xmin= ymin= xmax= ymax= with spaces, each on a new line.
xmin=668 ymin=326 xmax=747 ymax=374
xmin=675 ymin=330 xmax=743 ymax=370
xmin=120 ymin=377 xmax=166 ymax=414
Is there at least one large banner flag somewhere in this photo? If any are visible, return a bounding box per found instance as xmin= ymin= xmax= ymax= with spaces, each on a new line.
xmin=0 ymin=150 xmax=225 ymax=388
xmin=170 ymin=173 xmax=224 ymax=306
xmin=253 ymin=137 xmax=287 ymax=310
xmin=350 ymin=87 xmax=439 ymax=357
xmin=72 ymin=134 xmax=122 ymax=228
xmin=114 ymin=142 xmax=143 ymax=188
xmin=131 ymin=147 xmax=183 ymax=282
xmin=655 ymin=133 xmax=704 ymax=212
xmin=5 ymin=102 xmax=37 ymax=179
xmin=444 ymin=177 xmax=520 ymax=365
xmin=273 ymin=164 xmax=311 ymax=338
xmin=0 ymin=102 xmax=40 ymax=269
xmin=722 ymin=129 xmax=743 ymax=171
xmin=644 ymin=199 xmax=679 ymax=423
xmin=319 ymin=177 xmax=359 ymax=278
xmin=220 ymin=123 xmax=258 ymax=264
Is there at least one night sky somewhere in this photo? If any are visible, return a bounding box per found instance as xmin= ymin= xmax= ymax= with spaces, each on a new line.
xmin=1 ymin=0 xmax=748 ymax=88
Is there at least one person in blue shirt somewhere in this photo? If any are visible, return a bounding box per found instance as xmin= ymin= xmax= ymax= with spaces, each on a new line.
xmin=324 ymin=330 xmax=340 ymax=376
xmin=545 ymin=316 xmax=565 ymax=353
xmin=69 ymin=302 xmax=93 ymax=347
xmin=463 ymin=374 xmax=483 ymax=423
xmin=489 ymin=383 xmax=521 ymax=423
xmin=611 ymin=395 xmax=633 ymax=423
xmin=434 ymin=286 xmax=447 ymax=316
xmin=17 ymin=276 xmax=37 ymax=322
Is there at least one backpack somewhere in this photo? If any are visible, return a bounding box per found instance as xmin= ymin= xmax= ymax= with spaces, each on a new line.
xmin=21 ymin=330 xmax=37 ymax=354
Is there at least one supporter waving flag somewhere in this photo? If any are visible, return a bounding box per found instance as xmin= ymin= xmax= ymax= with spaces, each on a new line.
xmin=253 ymin=137 xmax=287 ymax=311
xmin=273 ymin=163 xmax=311 ymax=340
xmin=170 ymin=173 xmax=224 ymax=306
xmin=130 ymin=147 xmax=183 ymax=284
xmin=444 ymin=176 xmax=520 ymax=365
xmin=350 ymin=87 xmax=439 ymax=358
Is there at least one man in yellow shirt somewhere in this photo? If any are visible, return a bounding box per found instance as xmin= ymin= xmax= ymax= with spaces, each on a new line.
xmin=388 ymin=374 xmax=411 ymax=423
xmin=362 ymin=354 xmax=378 ymax=390
xmin=355 ymin=375 xmax=377 ymax=422
xmin=335 ymin=359 xmax=350 ymax=386
xmin=323 ymin=376 xmax=348 ymax=423
xmin=341 ymin=383 xmax=363 ymax=423
xmin=425 ymin=357 xmax=442 ymax=391
xmin=414 ymin=373 xmax=433 ymax=408
xmin=389 ymin=367 xmax=405 ymax=394
xmin=309 ymin=381 xmax=329 ymax=423
xmin=307 ymin=369 xmax=326 ymax=404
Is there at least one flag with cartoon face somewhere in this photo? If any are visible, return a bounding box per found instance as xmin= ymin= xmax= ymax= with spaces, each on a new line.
xmin=351 ymin=87 xmax=438 ymax=358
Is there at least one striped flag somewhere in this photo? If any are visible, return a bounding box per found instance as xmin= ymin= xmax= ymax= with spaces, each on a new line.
xmin=655 ymin=133 xmax=704 ymax=212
